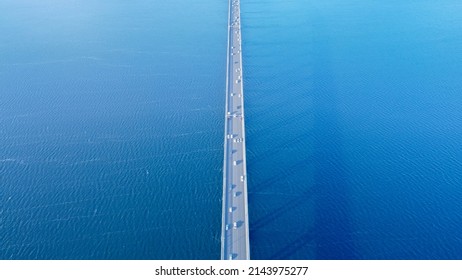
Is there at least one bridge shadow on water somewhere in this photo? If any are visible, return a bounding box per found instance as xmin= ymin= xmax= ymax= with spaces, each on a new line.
xmin=310 ymin=73 xmax=357 ymax=260
xmin=309 ymin=25 xmax=357 ymax=260
xmin=249 ymin=26 xmax=357 ymax=259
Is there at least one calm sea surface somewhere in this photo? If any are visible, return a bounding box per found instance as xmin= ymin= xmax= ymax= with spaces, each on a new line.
xmin=243 ymin=0 xmax=462 ymax=259
xmin=1 ymin=0 xmax=226 ymax=259
xmin=1 ymin=0 xmax=462 ymax=259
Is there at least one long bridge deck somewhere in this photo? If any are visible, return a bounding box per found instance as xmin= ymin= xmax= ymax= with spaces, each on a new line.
xmin=221 ymin=0 xmax=250 ymax=260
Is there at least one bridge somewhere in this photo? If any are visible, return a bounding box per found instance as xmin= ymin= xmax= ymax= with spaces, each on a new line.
xmin=221 ymin=0 xmax=250 ymax=260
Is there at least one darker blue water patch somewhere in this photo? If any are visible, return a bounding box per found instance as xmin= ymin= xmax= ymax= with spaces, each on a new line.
xmin=242 ymin=0 xmax=462 ymax=259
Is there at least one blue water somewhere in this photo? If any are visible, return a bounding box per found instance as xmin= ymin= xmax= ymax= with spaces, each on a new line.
xmin=2 ymin=0 xmax=462 ymax=260
xmin=243 ymin=0 xmax=462 ymax=259
xmin=1 ymin=0 xmax=227 ymax=259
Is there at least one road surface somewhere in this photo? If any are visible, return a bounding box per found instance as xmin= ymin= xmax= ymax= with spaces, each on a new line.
xmin=221 ymin=0 xmax=250 ymax=260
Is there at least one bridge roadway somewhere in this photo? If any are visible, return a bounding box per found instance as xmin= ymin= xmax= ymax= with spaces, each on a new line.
xmin=221 ymin=0 xmax=250 ymax=260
